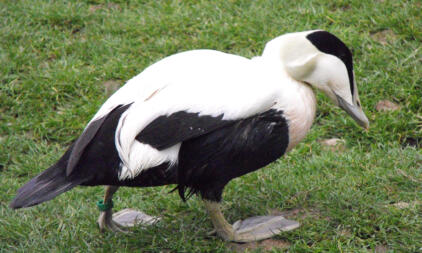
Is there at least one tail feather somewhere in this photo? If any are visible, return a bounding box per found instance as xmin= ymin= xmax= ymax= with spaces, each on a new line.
xmin=10 ymin=145 xmax=87 ymax=209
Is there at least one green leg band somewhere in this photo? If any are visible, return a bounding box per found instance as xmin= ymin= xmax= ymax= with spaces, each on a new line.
xmin=97 ymin=200 xmax=113 ymax=212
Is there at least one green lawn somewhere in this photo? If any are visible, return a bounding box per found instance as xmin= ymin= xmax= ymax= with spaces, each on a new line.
xmin=1 ymin=0 xmax=421 ymax=252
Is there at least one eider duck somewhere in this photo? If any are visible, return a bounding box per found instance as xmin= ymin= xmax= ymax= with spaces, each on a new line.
xmin=10 ymin=30 xmax=369 ymax=242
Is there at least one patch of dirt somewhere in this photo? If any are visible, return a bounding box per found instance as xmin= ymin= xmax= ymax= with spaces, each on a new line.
xmin=89 ymin=3 xmax=121 ymax=13
xmin=319 ymin=138 xmax=345 ymax=152
xmin=375 ymin=100 xmax=400 ymax=112
xmin=375 ymin=245 xmax=389 ymax=253
xmin=48 ymin=53 xmax=57 ymax=61
xmin=71 ymin=28 xmax=81 ymax=34
xmin=229 ymin=239 xmax=290 ymax=252
xmin=370 ymin=29 xmax=397 ymax=45
xmin=401 ymin=137 xmax=421 ymax=149
xmin=259 ymin=239 xmax=290 ymax=251
xmin=396 ymin=168 xmax=419 ymax=183
xmin=329 ymin=2 xmax=351 ymax=11
xmin=103 ymin=80 xmax=121 ymax=96
xmin=89 ymin=5 xmax=102 ymax=12
xmin=337 ymin=229 xmax=352 ymax=237
xmin=392 ymin=202 xmax=411 ymax=209
xmin=386 ymin=201 xmax=421 ymax=209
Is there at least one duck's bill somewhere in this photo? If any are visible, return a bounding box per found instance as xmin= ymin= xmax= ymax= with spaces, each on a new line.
xmin=336 ymin=95 xmax=369 ymax=129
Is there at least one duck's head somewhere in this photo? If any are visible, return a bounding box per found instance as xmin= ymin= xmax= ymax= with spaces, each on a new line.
xmin=266 ymin=30 xmax=369 ymax=129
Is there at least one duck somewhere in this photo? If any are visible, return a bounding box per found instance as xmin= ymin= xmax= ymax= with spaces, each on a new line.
xmin=10 ymin=30 xmax=369 ymax=242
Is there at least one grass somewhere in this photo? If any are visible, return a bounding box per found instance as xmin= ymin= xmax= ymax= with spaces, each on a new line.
xmin=0 ymin=0 xmax=421 ymax=252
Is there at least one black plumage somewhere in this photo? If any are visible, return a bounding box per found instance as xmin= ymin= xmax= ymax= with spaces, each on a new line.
xmin=177 ymin=109 xmax=289 ymax=202
xmin=10 ymin=105 xmax=289 ymax=207
xmin=136 ymin=111 xmax=233 ymax=150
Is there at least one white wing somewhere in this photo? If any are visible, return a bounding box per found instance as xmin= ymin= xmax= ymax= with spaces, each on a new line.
xmin=75 ymin=50 xmax=281 ymax=179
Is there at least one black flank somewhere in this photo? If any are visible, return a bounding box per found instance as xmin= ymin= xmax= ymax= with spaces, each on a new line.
xmin=306 ymin=31 xmax=355 ymax=96
xmin=12 ymin=105 xmax=289 ymax=208
xmin=67 ymin=104 xmax=132 ymax=176
xmin=11 ymin=103 xmax=179 ymax=209
xmin=177 ymin=109 xmax=289 ymax=202
xmin=72 ymin=104 xmax=177 ymax=187
xmin=136 ymin=111 xmax=234 ymax=150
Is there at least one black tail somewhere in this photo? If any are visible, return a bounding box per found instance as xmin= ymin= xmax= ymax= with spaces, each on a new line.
xmin=10 ymin=145 xmax=86 ymax=209
xmin=10 ymin=105 xmax=133 ymax=209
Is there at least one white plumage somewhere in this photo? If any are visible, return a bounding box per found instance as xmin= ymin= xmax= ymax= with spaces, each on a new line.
xmin=93 ymin=48 xmax=314 ymax=179
xmin=92 ymin=31 xmax=323 ymax=179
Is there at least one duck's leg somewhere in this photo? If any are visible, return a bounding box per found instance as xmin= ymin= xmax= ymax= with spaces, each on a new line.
xmin=97 ymin=185 xmax=161 ymax=232
xmin=204 ymin=200 xmax=299 ymax=243
xmin=97 ymin=186 xmax=127 ymax=232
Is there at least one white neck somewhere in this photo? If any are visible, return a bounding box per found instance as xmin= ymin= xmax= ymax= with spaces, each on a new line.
xmin=258 ymin=43 xmax=317 ymax=152
xmin=280 ymin=80 xmax=316 ymax=152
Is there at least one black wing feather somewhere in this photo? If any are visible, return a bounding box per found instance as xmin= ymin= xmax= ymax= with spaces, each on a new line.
xmin=66 ymin=104 xmax=131 ymax=176
xmin=136 ymin=111 xmax=234 ymax=150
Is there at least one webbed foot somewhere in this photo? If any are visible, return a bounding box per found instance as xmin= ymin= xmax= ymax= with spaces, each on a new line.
xmin=112 ymin=208 xmax=160 ymax=227
xmin=98 ymin=208 xmax=129 ymax=233
xmin=98 ymin=208 xmax=160 ymax=232
xmin=97 ymin=186 xmax=160 ymax=233
xmin=230 ymin=215 xmax=299 ymax=242
xmin=204 ymin=200 xmax=299 ymax=242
